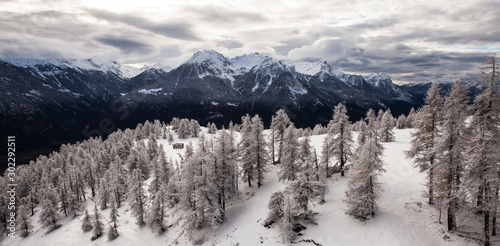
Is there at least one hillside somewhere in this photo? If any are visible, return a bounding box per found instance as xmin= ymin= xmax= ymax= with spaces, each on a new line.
xmin=1 ymin=128 xmax=484 ymax=246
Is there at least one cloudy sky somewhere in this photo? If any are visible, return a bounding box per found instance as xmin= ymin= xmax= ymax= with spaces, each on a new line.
xmin=1 ymin=0 xmax=499 ymax=84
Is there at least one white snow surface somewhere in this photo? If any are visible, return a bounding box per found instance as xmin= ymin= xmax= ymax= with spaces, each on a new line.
xmin=230 ymin=53 xmax=269 ymax=70
xmin=2 ymin=129 xmax=480 ymax=246
xmin=3 ymin=58 xmax=142 ymax=78
xmin=293 ymin=61 xmax=344 ymax=77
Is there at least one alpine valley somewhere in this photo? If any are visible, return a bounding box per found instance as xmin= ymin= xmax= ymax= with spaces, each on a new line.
xmin=0 ymin=50 xmax=476 ymax=169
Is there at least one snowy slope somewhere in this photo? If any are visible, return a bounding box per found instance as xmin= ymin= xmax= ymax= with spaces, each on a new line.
xmin=3 ymin=58 xmax=142 ymax=78
xmin=2 ymin=129 xmax=481 ymax=246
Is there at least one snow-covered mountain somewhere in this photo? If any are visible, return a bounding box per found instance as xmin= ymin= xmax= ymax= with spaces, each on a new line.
xmin=0 ymin=50 xmax=442 ymax=169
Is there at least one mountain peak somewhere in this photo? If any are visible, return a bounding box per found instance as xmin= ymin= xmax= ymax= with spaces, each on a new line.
xmin=1 ymin=58 xmax=141 ymax=78
xmin=184 ymin=50 xmax=230 ymax=67
xmin=293 ymin=60 xmax=344 ymax=77
xmin=365 ymin=72 xmax=393 ymax=87
xmin=230 ymin=52 xmax=269 ymax=70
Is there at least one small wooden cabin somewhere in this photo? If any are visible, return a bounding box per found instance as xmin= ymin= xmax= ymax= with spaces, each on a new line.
xmin=173 ymin=143 xmax=184 ymax=149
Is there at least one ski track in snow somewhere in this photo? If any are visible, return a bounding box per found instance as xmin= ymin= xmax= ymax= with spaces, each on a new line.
xmin=2 ymin=129 xmax=480 ymax=246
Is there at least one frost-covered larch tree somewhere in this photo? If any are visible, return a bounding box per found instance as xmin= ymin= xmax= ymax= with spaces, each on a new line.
xmin=107 ymin=200 xmax=120 ymax=241
xmin=147 ymin=185 xmax=167 ymax=234
xmin=269 ymin=109 xmax=291 ymax=164
xmin=279 ymin=124 xmax=300 ymax=182
xmin=128 ymin=169 xmax=147 ymax=227
xmin=407 ymin=82 xmax=442 ymax=205
xmin=240 ymin=114 xmax=255 ymax=187
xmin=81 ymin=209 xmax=93 ymax=232
xmin=215 ymin=129 xmax=239 ymax=211
xmin=379 ymin=110 xmax=395 ymax=142
xmin=251 ymin=115 xmax=268 ymax=187
xmin=345 ymin=109 xmax=385 ymax=220
xmin=433 ymin=79 xmax=469 ymax=231
xmin=329 ymin=103 xmax=353 ymax=176
xmin=463 ymin=56 xmax=500 ymax=246
xmin=91 ymin=204 xmax=104 ymax=241
xmin=17 ymin=205 xmax=32 ymax=238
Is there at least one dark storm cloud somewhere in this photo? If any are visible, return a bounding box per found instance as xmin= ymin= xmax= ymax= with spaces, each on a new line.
xmin=95 ymin=36 xmax=153 ymax=54
xmin=86 ymin=8 xmax=200 ymax=41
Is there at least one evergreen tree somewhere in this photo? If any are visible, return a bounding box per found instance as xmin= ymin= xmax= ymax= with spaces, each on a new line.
xmin=345 ymin=109 xmax=385 ymax=220
xmin=17 ymin=205 xmax=32 ymax=238
xmin=81 ymin=209 xmax=93 ymax=232
xmin=251 ymin=115 xmax=268 ymax=187
xmin=330 ymin=103 xmax=353 ymax=176
xmin=264 ymin=191 xmax=285 ymax=227
xmin=91 ymin=204 xmax=104 ymax=241
xmin=215 ymin=129 xmax=239 ymax=212
xmin=270 ymin=109 xmax=290 ymax=164
xmin=407 ymin=82 xmax=442 ymax=205
xmin=147 ymin=185 xmax=167 ymax=234
xmin=433 ymin=79 xmax=469 ymax=231
xmin=406 ymin=107 xmax=417 ymax=128
xmin=128 ymin=169 xmax=147 ymax=227
xmin=98 ymin=179 xmax=110 ymax=210
xmin=396 ymin=114 xmax=407 ymax=129
xmin=177 ymin=119 xmax=191 ymax=138
xmin=279 ymin=124 xmax=300 ymax=182
xmin=189 ymin=119 xmax=201 ymax=137
xmin=463 ymin=56 xmax=500 ymax=246
xmin=240 ymin=114 xmax=255 ymax=187
xmin=107 ymin=200 xmax=120 ymax=241
xmin=379 ymin=110 xmax=395 ymax=142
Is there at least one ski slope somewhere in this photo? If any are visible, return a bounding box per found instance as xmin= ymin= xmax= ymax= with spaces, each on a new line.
xmin=2 ymin=129 xmax=480 ymax=245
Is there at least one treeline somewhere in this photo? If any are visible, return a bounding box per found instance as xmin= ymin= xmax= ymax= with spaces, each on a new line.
xmin=407 ymin=56 xmax=500 ymax=246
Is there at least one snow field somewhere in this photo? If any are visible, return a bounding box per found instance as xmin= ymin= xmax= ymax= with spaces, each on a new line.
xmin=2 ymin=129 xmax=480 ymax=246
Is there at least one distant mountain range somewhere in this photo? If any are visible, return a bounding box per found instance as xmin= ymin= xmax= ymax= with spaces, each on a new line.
xmin=0 ymin=50 xmax=480 ymax=169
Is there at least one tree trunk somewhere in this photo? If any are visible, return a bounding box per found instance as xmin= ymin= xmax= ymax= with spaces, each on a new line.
xmin=485 ymin=210 xmax=490 ymax=246
xmin=429 ymin=166 xmax=434 ymax=205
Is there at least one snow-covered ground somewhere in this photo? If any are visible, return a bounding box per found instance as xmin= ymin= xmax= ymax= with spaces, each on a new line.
xmin=2 ymin=129 xmax=483 ymax=245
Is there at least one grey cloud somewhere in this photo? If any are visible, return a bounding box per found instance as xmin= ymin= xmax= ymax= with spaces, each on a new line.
xmin=86 ymin=8 xmax=200 ymax=41
xmin=95 ymin=36 xmax=153 ymax=54
xmin=217 ymin=40 xmax=243 ymax=49
xmin=183 ymin=5 xmax=267 ymax=25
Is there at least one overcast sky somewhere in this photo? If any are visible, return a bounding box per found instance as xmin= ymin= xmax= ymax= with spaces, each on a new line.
xmin=1 ymin=0 xmax=499 ymax=84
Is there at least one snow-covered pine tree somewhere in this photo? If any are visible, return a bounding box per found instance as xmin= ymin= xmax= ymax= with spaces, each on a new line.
xmin=264 ymin=191 xmax=285 ymax=227
xmin=17 ymin=204 xmax=32 ymax=238
xmin=463 ymin=56 xmax=500 ymax=246
xmin=279 ymin=124 xmax=300 ymax=182
xmin=128 ymin=169 xmax=147 ymax=227
xmin=330 ymin=103 xmax=353 ymax=176
xmin=91 ymin=204 xmax=104 ymax=241
xmin=280 ymin=194 xmax=296 ymax=243
xmin=215 ymin=129 xmax=239 ymax=211
xmin=396 ymin=114 xmax=407 ymax=129
xmin=208 ymin=122 xmax=218 ymax=134
xmin=98 ymin=179 xmax=110 ymax=210
xmin=240 ymin=114 xmax=255 ymax=187
xmin=251 ymin=115 xmax=268 ymax=187
xmin=189 ymin=119 xmax=201 ymax=137
xmin=81 ymin=208 xmax=93 ymax=232
xmin=433 ymin=79 xmax=469 ymax=231
xmin=407 ymin=82 xmax=442 ymax=205
xmin=270 ymin=109 xmax=291 ymax=164
xmin=146 ymin=134 xmax=159 ymax=161
xmin=147 ymin=185 xmax=167 ymax=234
xmin=177 ymin=119 xmax=191 ymax=138
xmin=406 ymin=107 xmax=417 ymax=128
xmin=39 ymin=185 xmax=61 ymax=231
xmin=380 ymin=110 xmax=395 ymax=142
xmin=345 ymin=109 xmax=385 ymax=220
xmin=107 ymin=200 xmax=120 ymax=241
